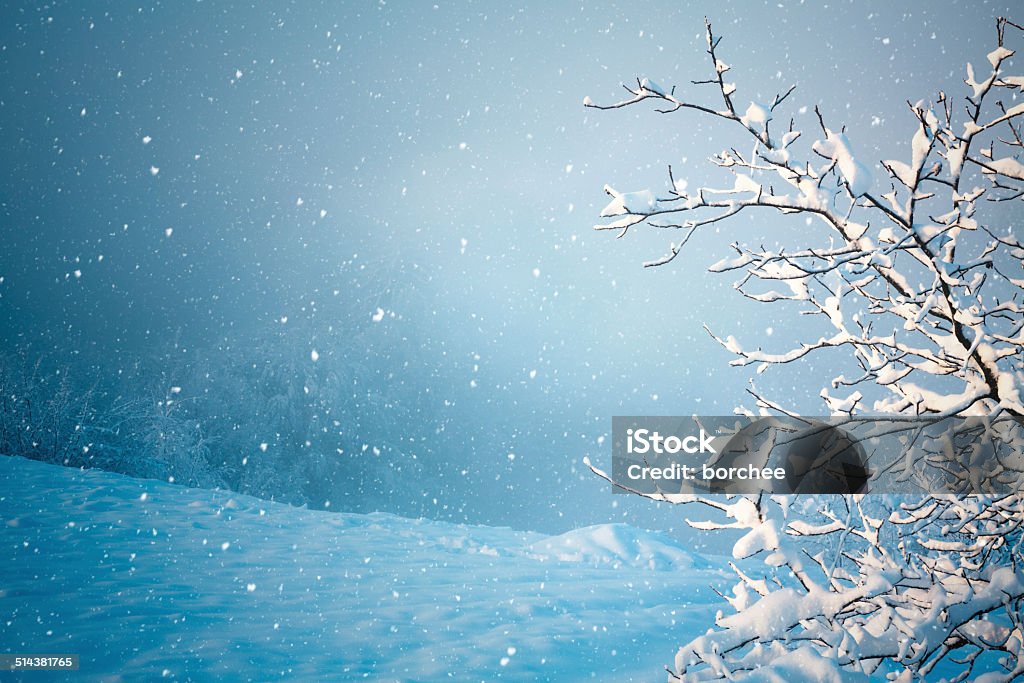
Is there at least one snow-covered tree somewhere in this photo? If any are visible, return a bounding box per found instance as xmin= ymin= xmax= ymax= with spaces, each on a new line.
xmin=0 ymin=322 xmax=430 ymax=511
xmin=0 ymin=353 xmax=95 ymax=467
xmin=586 ymin=17 xmax=1024 ymax=682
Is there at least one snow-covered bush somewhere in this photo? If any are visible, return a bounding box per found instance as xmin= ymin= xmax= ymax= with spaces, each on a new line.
xmin=586 ymin=17 xmax=1024 ymax=682
xmin=0 ymin=353 xmax=95 ymax=467
xmin=0 ymin=322 xmax=429 ymax=510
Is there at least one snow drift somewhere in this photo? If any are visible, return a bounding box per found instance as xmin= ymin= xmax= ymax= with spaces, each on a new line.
xmin=0 ymin=456 xmax=724 ymax=681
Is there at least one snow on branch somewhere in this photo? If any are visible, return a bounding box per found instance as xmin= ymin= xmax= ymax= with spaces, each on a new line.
xmin=586 ymin=15 xmax=1024 ymax=683
xmin=588 ymin=16 xmax=1024 ymax=420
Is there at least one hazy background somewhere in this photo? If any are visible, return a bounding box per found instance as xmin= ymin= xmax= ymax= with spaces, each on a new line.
xmin=0 ymin=1 xmax=1017 ymax=535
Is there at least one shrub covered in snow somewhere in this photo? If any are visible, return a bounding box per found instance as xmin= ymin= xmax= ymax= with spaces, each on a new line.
xmin=587 ymin=17 xmax=1024 ymax=682
xmin=0 ymin=321 xmax=429 ymax=510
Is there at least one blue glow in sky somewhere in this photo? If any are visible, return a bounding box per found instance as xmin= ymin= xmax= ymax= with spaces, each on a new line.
xmin=0 ymin=1 xmax=1017 ymax=533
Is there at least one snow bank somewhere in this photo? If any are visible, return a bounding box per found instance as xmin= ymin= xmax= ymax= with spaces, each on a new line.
xmin=0 ymin=456 xmax=724 ymax=681
xmin=530 ymin=523 xmax=710 ymax=571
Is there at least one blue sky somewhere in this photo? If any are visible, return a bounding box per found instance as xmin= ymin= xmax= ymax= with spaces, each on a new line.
xmin=0 ymin=1 xmax=1018 ymax=533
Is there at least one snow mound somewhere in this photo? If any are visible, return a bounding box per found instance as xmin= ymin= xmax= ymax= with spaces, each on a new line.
xmin=0 ymin=456 xmax=725 ymax=682
xmin=530 ymin=523 xmax=707 ymax=570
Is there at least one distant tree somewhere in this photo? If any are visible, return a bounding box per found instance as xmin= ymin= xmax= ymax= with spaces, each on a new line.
xmin=0 ymin=320 xmax=429 ymax=512
xmin=188 ymin=323 xmax=426 ymax=510
xmin=0 ymin=353 xmax=95 ymax=467
xmin=587 ymin=17 xmax=1024 ymax=681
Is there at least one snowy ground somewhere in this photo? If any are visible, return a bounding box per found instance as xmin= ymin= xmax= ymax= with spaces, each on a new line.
xmin=0 ymin=456 xmax=729 ymax=681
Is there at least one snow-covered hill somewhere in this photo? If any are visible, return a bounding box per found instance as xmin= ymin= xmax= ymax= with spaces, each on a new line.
xmin=0 ymin=456 xmax=726 ymax=681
